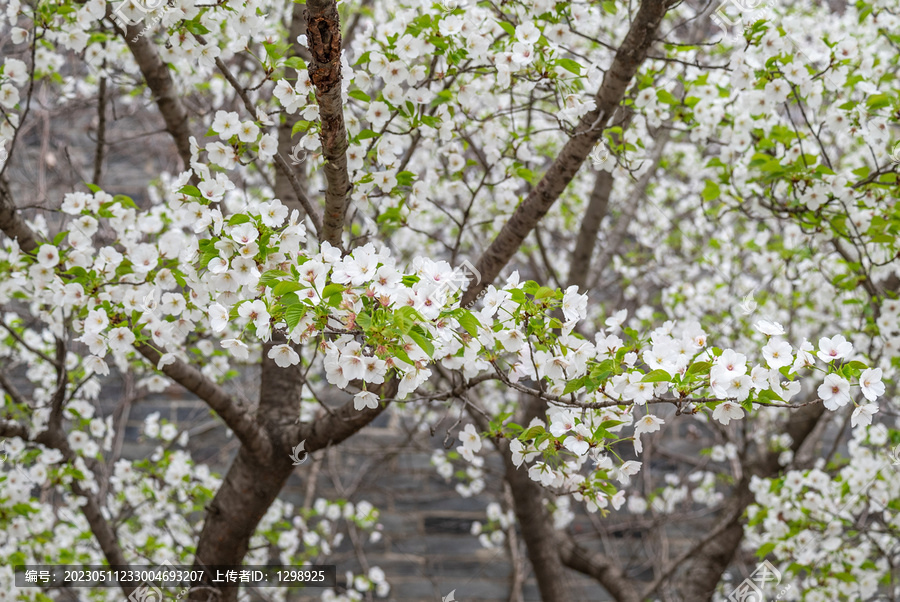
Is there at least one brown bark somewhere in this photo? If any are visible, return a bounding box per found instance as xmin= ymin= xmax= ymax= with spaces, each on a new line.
xmin=557 ymin=536 xmax=641 ymax=602
xmin=502 ymin=448 xmax=577 ymax=602
xmin=190 ymin=333 xmax=398 ymax=601
xmin=306 ymin=0 xmax=351 ymax=248
xmin=567 ymin=170 xmax=613 ymax=291
xmin=122 ymin=25 xmax=194 ymax=169
xmin=0 ymin=418 xmax=30 ymax=439
xmin=466 ymin=385 xmax=642 ymax=601
xmin=495 ymin=396 xmax=576 ymax=601
xmin=461 ymin=0 xmax=676 ymax=305
xmin=190 ymin=338 xmax=306 ymax=602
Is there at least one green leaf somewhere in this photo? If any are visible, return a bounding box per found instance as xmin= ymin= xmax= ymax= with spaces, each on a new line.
xmin=408 ymin=325 xmax=434 ymax=357
xmin=865 ymin=94 xmax=891 ymax=110
xmin=356 ymin=312 xmax=373 ymax=329
xmin=757 ymin=389 xmax=784 ymax=403
xmin=113 ymin=194 xmax=138 ymax=209
xmin=562 ymin=377 xmax=585 ymax=395
xmin=178 ymin=185 xmax=203 ymax=198
xmin=260 ymin=269 xmax=291 ymax=287
xmin=291 ymin=120 xmax=312 ymax=137
xmin=756 ymin=542 xmax=776 ymax=558
xmin=348 ymin=89 xmax=371 ymax=102
xmin=534 ymin=286 xmax=556 ymax=300
xmin=519 ymin=425 xmax=546 ymax=441
xmin=497 ymin=20 xmax=516 ymax=38
xmin=456 ymin=310 xmax=480 ymax=337
xmin=356 ymin=129 xmax=379 ymax=140
xmin=284 ymin=57 xmax=306 ymax=71
xmin=184 ymin=20 xmax=210 ymax=35
xmin=641 ymin=369 xmax=671 ymax=383
xmin=656 ymin=90 xmax=680 ymax=105
xmin=686 ymin=361 xmax=712 ymax=376
xmin=557 ymin=58 xmax=581 ymax=75
xmin=421 ymin=115 xmax=441 ymax=128
xmin=702 ymin=180 xmax=720 ymax=201
xmin=284 ymin=305 xmax=306 ymax=330
xmin=273 ymin=281 xmax=303 ymax=296
xmin=394 ymin=306 xmax=423 ymax=334
xmin=262 ymin=41 xmax=286 ymax=60
xmin=228 ymin=213 xmax=251 ymax=226
xmin=322 ymin=283 xmax=345 ymax=299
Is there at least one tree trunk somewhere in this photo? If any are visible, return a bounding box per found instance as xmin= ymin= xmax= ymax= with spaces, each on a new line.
xmin=677 ymin=404 xmax=825 ymax=600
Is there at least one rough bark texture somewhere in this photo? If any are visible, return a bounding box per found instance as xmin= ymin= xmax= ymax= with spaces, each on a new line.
xmin=676 ymin=404 xmax=826 ymax=600
xmin=567 ymin=170 xmax=613 ymax=290
xmin=461 ymin=0 xmax=676 ymax=305
xmin=557 ymin=536 xmax=640 ymax=602
xmin=190 ymin=338 xmax=306 ymax=602
xmin=306 ymin=0 xmax=351 ymax=248
xmin=503 ymin=450 xmax=576 ymax=602
xmin=189 ymin=332 xmax=398 ymax=601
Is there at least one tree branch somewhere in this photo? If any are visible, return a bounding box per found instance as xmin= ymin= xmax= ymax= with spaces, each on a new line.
xmin=557 ymin=534 xmax=641 ymax=602
xmin=0 ymin=418 xmax=29 ymax=439
xmin=135 ymin=344 xmax=272 ymax=459
xmin=568 ymin=169 xmax=613 ymax=291
xmin=306 ymin=0 xmax=351 ymax=247
xmin=121 ymin=23 xmax=194 ymax=169
xmin=461 ymin=0 xmax=676 ymax=305
xmin=674 ymin=403 xmax=826 ymax=599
